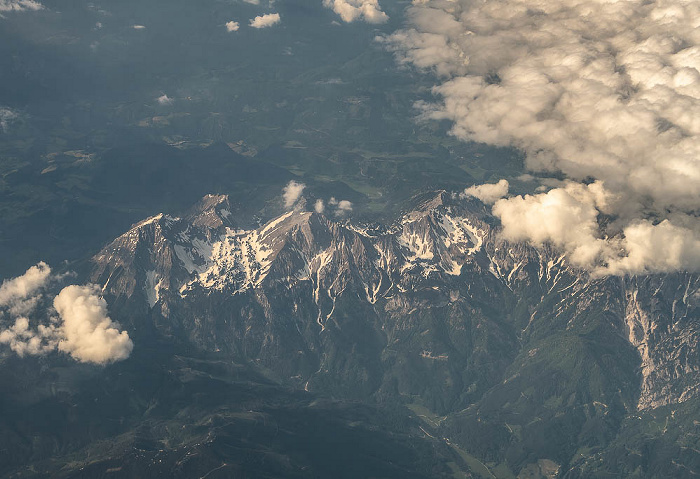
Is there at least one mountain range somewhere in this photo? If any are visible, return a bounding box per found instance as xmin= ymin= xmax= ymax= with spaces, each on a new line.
xmin=74 ymin=190 xmax=700 ymax=478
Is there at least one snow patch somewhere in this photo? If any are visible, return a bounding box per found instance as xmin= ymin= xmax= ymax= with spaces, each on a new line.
xmin=440 ymin=213 xmax=484 ymax=256
xmin=399 ymin=228 xmax=434 ymax=261
xmin=144 ymin=270 xmax=164 ymax=308
xmin=187 ymin=212 xmax=311 ymax=294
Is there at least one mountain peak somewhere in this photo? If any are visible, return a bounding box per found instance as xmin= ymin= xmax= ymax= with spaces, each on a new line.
xmin=184 ymin=194 xmax=235 ymax=229
xmin=130 ymin=213 xmax=175 ymax=230
xmin=401 ymin=190 xmax=448 ymax=223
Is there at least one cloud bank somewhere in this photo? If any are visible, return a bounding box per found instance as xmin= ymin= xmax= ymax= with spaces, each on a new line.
xmin=383 ymin=0 xmax=700 ymax=275
xmin=0 ymin=264 xmax=133 ymax=364
xmin=250 ymin=13 xmax=280 ymax=28
xmin=323 ymin=0 xmax=388 ymax=24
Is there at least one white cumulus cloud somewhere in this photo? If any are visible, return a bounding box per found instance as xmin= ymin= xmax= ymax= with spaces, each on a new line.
xmin=283 ymin=180 xmax=305 ymax=208
xmin=327 ymin=197 xmax=353 ymax=216
xmin=383 ymin=0 xmax=700 ymax=274
xmin=314 ymin=199 xmax=325 ymax=213
xmin=325 ymin=197 xmax=353 ymax=216
xmin=250 ymin=13 xmax=280 ymax=28
xmin=0 ymin=264 xmax=133 ymax=365
xmin=461 ymin=179 xmax=509 ymax=204
xmin=226 ymin=20 xmax=240 ymax=32
xmin=0 ymin=316 xmax=58 ymax=357
xmin=323 ymin=0 xmax=388 ymax=24
xmin=54 ymin=285 xmax=133 ymax=365
xmin=0 ymin=262 xmax=51 ymax=307
xmin=605 ymin=221 xmax=700 ymax=276
xmin=336 ymin=200 xmax=353 ymax=212
xmin=493 ymin=182 xmax=613 ymax=268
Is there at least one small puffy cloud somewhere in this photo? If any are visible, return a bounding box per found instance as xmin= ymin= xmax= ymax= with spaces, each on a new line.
xmin=283 ymin=180 xmax=305 ymax=208
xmin=0 ymin=263 xmax=133 ymax=365
xmin=54 ymin=285 xmax=134 ymax=365
xmin=132 ymin=24 xmax=146 ymax=30
xmin=461 ymin=179 xmax=509 ymax=204
xmin=226 ymin=20 xmax=240 ymax=32
xmin=0 ymin=0 xmax=43 ymax=12
xmin=323 ymin=0 xmax=388 ymax=24
xmin=157 ymin=94 xmax=173 ymax=105
xmin=336 ymin=200 xmax=353 ymax=212
xmin=314 ymin=199 xmax=325 ymax=213
xmin=0 ymin=316 xmax=57 ymax=357
xmin=334 ymin=199 xmax=353 ymax=216
xmin=326 ymin=197 xmax=353 ymax=216
xmin=250 ymin=13 xmax=280 ymax=28
xmin=0 ymin=262 xmax=51 ymax=307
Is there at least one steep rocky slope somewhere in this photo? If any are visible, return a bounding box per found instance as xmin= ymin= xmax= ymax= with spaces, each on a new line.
xmin=88 ymin=192 xmax=700 ymax=477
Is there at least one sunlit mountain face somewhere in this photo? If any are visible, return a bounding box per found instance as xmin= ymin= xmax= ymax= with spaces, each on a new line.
xmin=1 ymin=0 xmax=699 ymax=478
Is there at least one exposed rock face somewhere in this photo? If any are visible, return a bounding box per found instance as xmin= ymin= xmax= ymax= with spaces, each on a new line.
xmin=183 ymin=193 xmax=236 ymax=230
xmin=624 ymin=275 xmax=700 ymax=410
xmin=91 ymin=192 xmax=700 ymax=418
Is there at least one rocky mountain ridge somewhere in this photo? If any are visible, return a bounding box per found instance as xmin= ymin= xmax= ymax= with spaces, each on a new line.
xmin=89 ymin=191 xmax=700 ymax=476
xmin=92 ymin=192 xmax=700 ymax=410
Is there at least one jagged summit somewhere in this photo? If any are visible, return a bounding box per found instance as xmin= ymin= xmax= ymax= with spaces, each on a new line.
xmin=92 ymin=193 xmax=494 ymax=303
xmin=90 ymin=193 xmax=700 ymax=421
xmin=401 ymin=190 xmax=448 ymax=222
xmin=184 ymin=193 xmax=235 ymax=229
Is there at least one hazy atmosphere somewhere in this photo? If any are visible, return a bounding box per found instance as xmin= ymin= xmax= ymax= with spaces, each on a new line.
xmin=1 ymin=0 xmax=699 ymax=477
